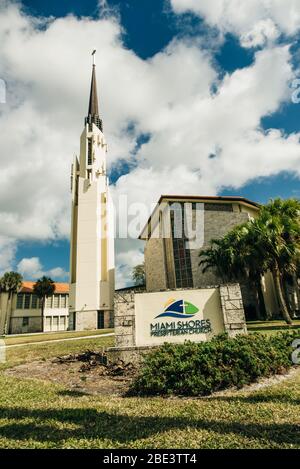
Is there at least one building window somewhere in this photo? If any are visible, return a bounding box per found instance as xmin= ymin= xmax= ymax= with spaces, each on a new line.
xmin=16 ymin=294 xmax=24 ymax=309
xmin=24 ymin=294 xmax=31 ymax=309
xmin=46 ymin=296 xmax=53 ymax=308
xmin=31 ymin=295 xmax=38 ymax=309
xmin=87 ymin=137 xmax=92 ymax=166
xmin=45 ymin=317 xmax=51 ymax=330
xmin=170 ymin=205 xmax=193 ymax=289
xmin=97 ymin=311 xmax=105 ymax=329
xmin=60 ymin=316 xmax=66 ymax=329
xmin=69 ymin=312 xmax=76 ymax=331
xmin=53 ymin=295 xmax=59 ymax=308
xmin=173 ymin=238 xmax=193 ymax=288
xmin=22 ymin=317 xmax=29 ymax=327
xmin=52 ymin=316 xmax=59 ymax=330
xmin=60 ymin=295 xmax=67 ymax=308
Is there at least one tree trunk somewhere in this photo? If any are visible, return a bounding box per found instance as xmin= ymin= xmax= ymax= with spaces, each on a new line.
xmin=4 ymin=292 xmax=12 ymax=335
xmin=273 ymin=265 xmax=293 ymax=325
xmin=0 ymin=293 xmax=9 ymax=335
xmin=249 ymin=280 xmax=263 ymax=320
xmin=255 ymin=279 xmax=267 ymax=320
xmin=41 ymin=296 xmax=45 ymax=333
xmin=282 ymin=275 xmax=295 ymax=318
xmin=292 ymin=272 xmax=300 ymax=315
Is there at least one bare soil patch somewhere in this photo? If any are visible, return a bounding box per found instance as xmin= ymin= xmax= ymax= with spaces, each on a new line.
xmin=5 ymin=351 xmax=137 ymax=396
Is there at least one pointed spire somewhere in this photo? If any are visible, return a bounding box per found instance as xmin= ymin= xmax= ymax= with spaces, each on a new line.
xmin=85 ymin=50 xmax=103 ymax=132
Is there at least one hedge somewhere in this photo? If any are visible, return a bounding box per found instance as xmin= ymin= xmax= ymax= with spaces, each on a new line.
xmin=129 ymin=332 xmax=300 ymax=397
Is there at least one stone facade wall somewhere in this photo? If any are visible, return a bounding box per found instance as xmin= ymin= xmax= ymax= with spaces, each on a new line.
xmin=107 ymin=346 xmax=156 ymax=365
xmin=114 ymin=290 xmax=136 ymax=348
xmin=144 ymin=208 xmax=251 ymax=293
xmin=144 ymin=238 xmax=167 ymax=292
xmin=191 ymin=211 xmax=250 ymax=288
xmin=220 ymin=284 xmax=247 ymax=336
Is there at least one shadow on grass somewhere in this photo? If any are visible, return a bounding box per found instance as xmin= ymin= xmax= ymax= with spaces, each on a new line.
xmin=206 ymin=393 xmax=300 ymax=405
xmin=0 ymin=405 xmax=298 ymax=446
xmin=57 ymin=390 xmax=90 ymax=398
xmin=248 ymin=325 xmax=300 ymax=332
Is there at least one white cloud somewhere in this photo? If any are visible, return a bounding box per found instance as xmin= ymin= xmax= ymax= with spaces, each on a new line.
xmin=0 ymin=236 xmax=17 ymax=276
xmin=115 ymin=248 xmax=144 ymax=289
xmin=113 ymin=45 xmax=300 ymax=228
xmin=170 ymin=0 xmax=300 ymax=47
xmin=0 ymin=2 xmax=300 ymax=287
xmin=17 ymin=256 xmax=69 ymax=280
xmin=241 ymin=19 xmax=280 ymax=48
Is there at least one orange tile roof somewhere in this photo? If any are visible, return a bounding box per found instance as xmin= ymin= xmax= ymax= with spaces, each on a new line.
xmin=20 ymin=281 xmax=69 ymax=294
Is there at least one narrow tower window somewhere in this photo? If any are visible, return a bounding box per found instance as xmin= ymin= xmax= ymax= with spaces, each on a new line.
xmin=87 ymin=138 xmax=92 ymax=166
xmin=171 ymin=203 xmax=193 ymax=289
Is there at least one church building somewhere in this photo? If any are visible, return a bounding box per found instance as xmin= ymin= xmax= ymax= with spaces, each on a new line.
xmin=139 ymin=195 xmax=281 ymax=319
xmin=69 ymin=53 xmax=115 ymax=331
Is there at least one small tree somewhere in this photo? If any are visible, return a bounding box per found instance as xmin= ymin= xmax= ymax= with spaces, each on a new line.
xmin=33 ymin=277 xmax=56 ymax=332
xmin=132 ymin=263 xmax=146 ymax=286
xmin=0 ymin=272 xmax=23 ymax=334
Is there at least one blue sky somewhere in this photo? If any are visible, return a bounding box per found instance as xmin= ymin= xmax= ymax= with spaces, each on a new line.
xmin=1 ymin=0 xmax=300 ymax=285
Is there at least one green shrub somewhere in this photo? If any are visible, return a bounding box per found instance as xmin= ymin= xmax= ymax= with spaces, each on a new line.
xmin=129 ymin=331 xmax=300 ymax=397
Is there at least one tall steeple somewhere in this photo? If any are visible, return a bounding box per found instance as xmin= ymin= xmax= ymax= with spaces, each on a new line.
xmin=69 ymin=49 xmax=115 ymax=332
xmin=85 ymin=50 xmax=103 ymax=132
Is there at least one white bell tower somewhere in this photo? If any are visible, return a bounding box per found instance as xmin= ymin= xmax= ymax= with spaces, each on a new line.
xmin=69 ymin=51 xmax=115 ymax=330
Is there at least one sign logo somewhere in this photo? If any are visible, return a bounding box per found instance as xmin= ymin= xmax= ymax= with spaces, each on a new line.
xmin=150 ymin=297 xmax=211 ymax=338
xmin=155 ymin=298 xmax=199 ymax=319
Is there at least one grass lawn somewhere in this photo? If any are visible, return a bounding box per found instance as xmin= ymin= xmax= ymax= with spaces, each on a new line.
xmin=0 ymin=333 xmax=299 ymax=449
xmin=247 ymin=320 xmax=300 ymax=336
xmin=2 ymin=329 xmax=114 ymax=346
xmin=0 ymin=336 xmax=115 ymax=370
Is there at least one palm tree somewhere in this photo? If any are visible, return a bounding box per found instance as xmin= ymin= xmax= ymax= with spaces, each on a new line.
xmin=293 ymin=256 xmax=300 ymax=314
xmin=33 ymin=277 xmax=56 ymax=332
xmin=0 ymin=272 xmax=23 ymax=334
xmin=200 ymin=198 xmax=300 ymax=325
xmin=261 ymin=198 xmax=300 ymax=318
xmin=250 ymin=200 xmax=300 ymax=325
xmin=200 ymin=224 xmax=267 ymax=319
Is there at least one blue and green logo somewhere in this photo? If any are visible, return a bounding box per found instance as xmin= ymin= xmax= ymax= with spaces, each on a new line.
xmin=156 ymin=299 xmax=199 ymax=319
